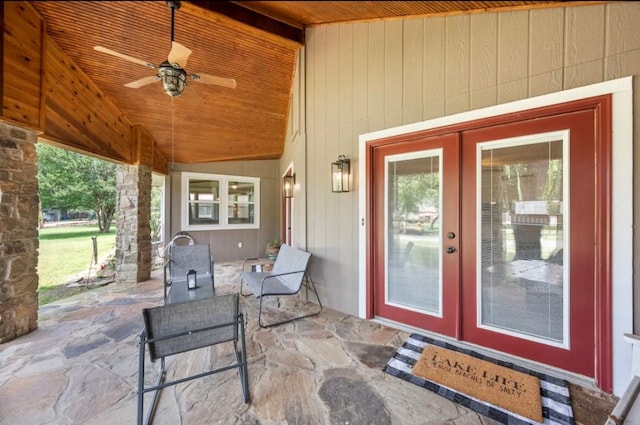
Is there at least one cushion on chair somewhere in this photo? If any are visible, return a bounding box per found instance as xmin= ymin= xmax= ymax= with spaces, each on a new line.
xmin=143 ymin=294 xmax=238 ymax=361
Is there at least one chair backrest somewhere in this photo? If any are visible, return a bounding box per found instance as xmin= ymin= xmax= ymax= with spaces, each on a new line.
xmin=271 ymin=243 xmax=311 ymax=291
xmin=169 ymin=244 xmax=212 ymax=279
xmin=143 ymin=293 xmax=238 ymax=361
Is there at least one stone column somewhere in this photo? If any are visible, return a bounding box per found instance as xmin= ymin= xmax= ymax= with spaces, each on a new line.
xmin=115 ymin=164 xmax=151 ymax=283
xmin=0 ymin=123 xmax=39 ymax=343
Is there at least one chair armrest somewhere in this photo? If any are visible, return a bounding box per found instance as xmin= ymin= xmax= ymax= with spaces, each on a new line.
xmin=258 ymin=270 xmax=306 ymax=288
xmin=260 ymin=270 xmax=306 ymax=281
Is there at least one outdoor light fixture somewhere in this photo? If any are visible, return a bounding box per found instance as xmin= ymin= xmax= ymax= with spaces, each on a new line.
xmin=283 ymin=174 xmax=295 ymax=198
xmin=331 ymin=155 xmax=350 ymax=192
xmin=186 ymin=269 xmax=197 ymax=290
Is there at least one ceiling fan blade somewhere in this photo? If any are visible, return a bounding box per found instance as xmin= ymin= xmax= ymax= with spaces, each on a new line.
xmin=94 ymin=46 xmax=157 ymax=69
xmin=167 ymin=41 xmax=192 ymax=69
xmin=190 ymin=73 xmax=237 ymax=89
xmin=124 ymin=75 xmax=159 ymax=89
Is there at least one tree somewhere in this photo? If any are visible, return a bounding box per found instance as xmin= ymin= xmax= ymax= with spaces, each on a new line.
xmin=37 ymin=143 xmax=117 ymax=232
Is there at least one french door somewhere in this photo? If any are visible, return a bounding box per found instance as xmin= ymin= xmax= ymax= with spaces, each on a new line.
xmin=372 ymin=133 xmax=460 ymax=336
xmin=369 ymin=97 xmax=611 ymax=383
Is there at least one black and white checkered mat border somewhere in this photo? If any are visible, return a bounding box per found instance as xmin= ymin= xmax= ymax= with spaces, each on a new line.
xmin=383 ymin=333 xmax=574 ymax=425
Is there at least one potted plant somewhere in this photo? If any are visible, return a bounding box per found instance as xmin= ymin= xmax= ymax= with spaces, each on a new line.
xmin=266 ymin=237 xmax=282 ymax=261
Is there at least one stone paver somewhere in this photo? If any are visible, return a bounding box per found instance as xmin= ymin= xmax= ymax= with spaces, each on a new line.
xmin=0 ymin=261 xmax=603 ymax=425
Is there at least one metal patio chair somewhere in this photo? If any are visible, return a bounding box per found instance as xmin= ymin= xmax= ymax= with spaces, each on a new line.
xmin=163 ymin=243 xmax=214 ymax=302
xmin=137 ymin=293 xmax=249 ymax=425
xmin=240 ymin=243 xmax=322 ymax=328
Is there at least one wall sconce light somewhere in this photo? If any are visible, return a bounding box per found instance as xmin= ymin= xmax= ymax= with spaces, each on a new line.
xmin=332 ymin=155 xmax=350 ymax=193
xmin=283 ymin=174 xmax=295 ymax=198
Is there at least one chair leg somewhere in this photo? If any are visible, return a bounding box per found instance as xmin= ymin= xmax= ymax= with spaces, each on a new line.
xmin=257 ymin=273 xmax=323 ymax=328
xmin=238 ymin=314 xmax=250 ymax=403
xmin=138 ymin=348 xmax=166 ymax=425
xmin=138 ymin=335 xmax=145 ymax=425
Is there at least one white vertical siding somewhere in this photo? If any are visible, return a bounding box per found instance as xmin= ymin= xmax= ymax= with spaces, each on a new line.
xmin=529 ymin=8 xmax=564 ymax=96
xmin=470 ymin=13 xmax=498 ymax=109
xmin=403 ymin=18 xmax=424 ymax=124
xmin=445 ymin=15 xmax=471 ymax=115
xmin=564 ymin=5 xmax=606 ymax=88
xmin=423 ymin=17 xmax=446 ymax=119
xmin=498 ymin=11 xmax=529 ymax=102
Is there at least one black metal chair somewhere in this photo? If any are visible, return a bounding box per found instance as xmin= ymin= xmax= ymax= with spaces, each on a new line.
xmin=137 ymin=293 xmax=249 ymax=425
xmin=163 ymin=243 xmax=215 ymax=302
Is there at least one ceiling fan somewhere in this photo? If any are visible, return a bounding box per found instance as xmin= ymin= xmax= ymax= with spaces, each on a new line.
xmin=93 ymin=0 xmax=236 ymax=97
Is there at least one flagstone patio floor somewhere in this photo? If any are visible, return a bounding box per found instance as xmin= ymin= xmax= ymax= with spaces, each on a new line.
xmin=0 ymin=261 xmax=618 ymax=425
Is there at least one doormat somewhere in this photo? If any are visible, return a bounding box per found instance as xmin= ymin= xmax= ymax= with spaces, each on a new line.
xmin=383 ymin=333 xmax=574 ymax=425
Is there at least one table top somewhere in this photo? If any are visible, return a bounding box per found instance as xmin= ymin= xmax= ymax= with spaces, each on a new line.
xmin=166 ymin=276 xmax=214 ymax=304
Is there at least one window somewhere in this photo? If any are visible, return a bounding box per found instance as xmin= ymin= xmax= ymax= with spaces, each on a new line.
xmin=181 ymin=172 xmax=260 ymax=230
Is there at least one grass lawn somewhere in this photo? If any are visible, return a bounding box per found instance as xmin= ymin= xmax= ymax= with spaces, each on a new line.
xmin=38 ymin=224 xmax=116 ymax=305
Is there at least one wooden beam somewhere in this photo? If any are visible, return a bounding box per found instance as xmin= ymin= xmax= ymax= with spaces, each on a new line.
xmin=185 ymin=1 xmax=304 ymax=46
xmin=2 ymin=1 xmax=44 ymax=130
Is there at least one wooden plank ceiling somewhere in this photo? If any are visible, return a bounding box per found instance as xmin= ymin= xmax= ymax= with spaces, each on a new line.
xmin=30 ymin=1 xmax=590 ymax=165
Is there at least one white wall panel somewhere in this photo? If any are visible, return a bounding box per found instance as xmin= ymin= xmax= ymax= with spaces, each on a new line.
xmin=529 ymin=8 xmax=564 ymax=96
xmin=367 ymin=21 xmax=385 ymax=118
xmin=565 ymin=4 xmax=606 ymax=67
xmin=384 ymin=20 xmax=403 ymax=116
xmin=403 ymin=18 xmax=424 ymax=122
xmin=339 ymin=25 xmax=354 ymax=125
xmin=326 ymin=25 xmax=341 ymax=128
xmin=352 ymin=23 xmax=369 ymax=122
xmin=445 ymin=15 xmax=470 ymax=116
xmin=498 ymin=11 xmax=529 ymax=103
xmin=423 ymin=17 xmax=446 ymax=120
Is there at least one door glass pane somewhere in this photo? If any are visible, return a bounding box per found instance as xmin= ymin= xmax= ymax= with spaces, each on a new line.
xmin=386 ymin=150 xmax=442 ymax=315
xmin=478 ymin=134 xmax=567 ymax=345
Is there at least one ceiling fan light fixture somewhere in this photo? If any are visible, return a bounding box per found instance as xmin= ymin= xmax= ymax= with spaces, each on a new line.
xmin=159 ymin=63 xmax=187 ymax=97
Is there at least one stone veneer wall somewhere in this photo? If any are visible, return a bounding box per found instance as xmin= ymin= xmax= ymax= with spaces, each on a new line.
xmin=115 ymin=164 xmax=151 ymax=283
xmin=0 ymin=123 xmax=39 ymax=343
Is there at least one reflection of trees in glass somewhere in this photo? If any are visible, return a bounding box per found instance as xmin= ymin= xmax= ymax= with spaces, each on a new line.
xmin=498 ymin=156 xmax=562 ymax=209
xmin=396 ymin=172 xmax=439 ymax=216
xmin=543 ymin=159 xmax=563 ymax=202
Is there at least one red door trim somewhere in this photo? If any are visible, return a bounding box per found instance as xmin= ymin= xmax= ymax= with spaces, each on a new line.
xmin=595 ymin=95 xmax=613 ymax=392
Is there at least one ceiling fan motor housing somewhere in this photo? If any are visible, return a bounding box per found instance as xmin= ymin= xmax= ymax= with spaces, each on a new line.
xmin=158 ymin=62 xmax=187 ymax=97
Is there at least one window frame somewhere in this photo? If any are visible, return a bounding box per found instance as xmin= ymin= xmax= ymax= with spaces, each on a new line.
xmin=181 ymin=172 xmax=260 ymax=231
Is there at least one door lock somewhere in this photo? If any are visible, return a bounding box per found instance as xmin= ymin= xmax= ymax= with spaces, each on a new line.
xmin=447 ymin=232 xmax=456 ymax=239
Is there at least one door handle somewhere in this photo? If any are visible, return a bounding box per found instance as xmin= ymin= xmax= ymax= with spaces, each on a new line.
xmin=446 ymin=247 xmax=456 ymax=254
